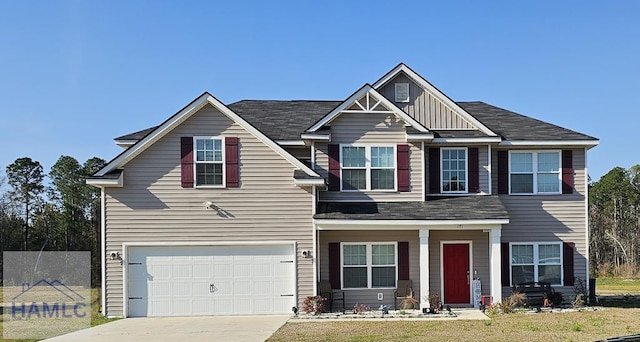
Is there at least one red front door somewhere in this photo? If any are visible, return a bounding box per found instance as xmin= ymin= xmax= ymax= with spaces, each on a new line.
xmin=443 ymin=243 xmax=470 ymax=304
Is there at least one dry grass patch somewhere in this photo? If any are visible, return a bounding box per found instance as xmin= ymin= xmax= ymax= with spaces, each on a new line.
xmin=268 ymin=308 xmax=640 ymax=342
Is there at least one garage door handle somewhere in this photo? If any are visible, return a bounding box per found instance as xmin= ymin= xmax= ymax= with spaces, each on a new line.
xmin=280 ymin=260 xmax=294 ymax=263
xmin=280 ymin=294 xmax=294 ymax=297
xmin=129 ymin=297 xmax=142 ymax=300
xmin=128 ymin=262 xmax=142 ymax=265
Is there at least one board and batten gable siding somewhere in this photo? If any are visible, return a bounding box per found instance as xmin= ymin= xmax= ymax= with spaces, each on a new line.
xmin=428 ymin=230 xmax=491 ymax=299
xmin=425 ymin=144 xmax=491 ymax=194
xmin=319 ymin=230 xmax=420 ymax=309
xmin=377 ymin=73 xmax=476 ymax=130
xmin=491 ymin=148 xmax=588 ymax=298
xmin=103 ymin=104 xmax=314 ymax=317
xmin=315 ymin=112 xmax=423 ymax=201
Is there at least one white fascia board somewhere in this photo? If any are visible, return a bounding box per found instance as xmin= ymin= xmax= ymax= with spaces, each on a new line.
xmin=315 ymin=219 xmax=509 ymax=230
xmin=294 ymin=178 xmax=326 ymax=186
xmin=499 ymin=140 xmax=599 ymax=147
xmin=86 ymin=171 xmax=124 ymax=187
xmin=406 ymin=133 xmax=434 ymax=141
xmin=114 ymin=140 xmax=137 ymax=147
xmin=372 ymin=64 xmax=497 ymax=137
xmin=276 ymin=140 xmax=307 ymax=146
xmin=96 ymin=93 xmax=321 ymax=178
xmin=306 ymin=85 xmax=429 ymax=133
xmin=300 ymin=133 xmax=331 ymax=141
xmin=432 ymin=137 xmax=503 ymax=144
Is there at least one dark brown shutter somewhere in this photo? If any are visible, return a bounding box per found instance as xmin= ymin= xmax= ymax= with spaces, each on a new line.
xmin=428 ymin=148 xmax=440 ymax=194
xmin=398 ymin=241 xmax=409 ymax=280
xmin=563 ymin=242 xmax=575 ymax=286
xmin=497 ymin=150 xmax=508 ymax=194
xmin=501 ymin=242 xmax=511 ymax=286
xmin=397 ymin=144 xmax=410 ymax=192
xmin=180 ymin=137 xmax=194 ymax=188
xmin=468 ymin=147 xmax=480 ymax=193
xmin=562 ymin=150 xmax=573 ymax=194
xmin=328 ymin=144 xmax=340 ymax=191
xmin=328 ymin=242 xmax=341 ymax=289
xmin=225 ymin=137 xmax=239 ymax=188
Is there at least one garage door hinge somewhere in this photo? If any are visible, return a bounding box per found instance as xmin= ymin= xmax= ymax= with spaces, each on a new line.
xmin=129 ymin=297 xmax=143 ymax=300
xmin=280 ymin=260 xmax=294 ymax=263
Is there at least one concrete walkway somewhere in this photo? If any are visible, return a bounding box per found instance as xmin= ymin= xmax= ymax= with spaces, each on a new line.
xmin=42 ymin=315 xmax=290 ymax=342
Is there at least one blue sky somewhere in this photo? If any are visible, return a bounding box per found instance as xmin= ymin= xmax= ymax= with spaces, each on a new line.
xmin=1 ymin=1 xmax=638 ymax=183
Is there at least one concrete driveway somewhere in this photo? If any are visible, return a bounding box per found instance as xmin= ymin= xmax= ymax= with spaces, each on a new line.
xmin=42 ymin=315 xmax=290 ymax=342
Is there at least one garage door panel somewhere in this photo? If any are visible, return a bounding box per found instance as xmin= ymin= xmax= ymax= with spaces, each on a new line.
xmin=127 ymin=244 xmax=295 ymax=317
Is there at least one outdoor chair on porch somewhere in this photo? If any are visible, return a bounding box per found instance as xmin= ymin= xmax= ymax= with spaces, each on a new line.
xmin=394 ymin=279 xmax=413 ymax=310
xmin=318 ymin=280 xmax=345 ymax=313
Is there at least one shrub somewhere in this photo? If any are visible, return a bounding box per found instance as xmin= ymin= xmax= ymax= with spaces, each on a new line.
xmin=497 ymin=292 xmax=526 ymax=314
xmin=401 ymin=294 xmax=419 ymax=310
xmin=352 ymin=303 xmax=370 ymax=314
xmin=302 ymin=295 xmax=326 ymax=315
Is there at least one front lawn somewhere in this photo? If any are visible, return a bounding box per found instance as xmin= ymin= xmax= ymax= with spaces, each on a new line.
xmin=268 ymin=308 xmax=640 ymax=342
xmin=597 ymin=277 xmax=640 ymax=295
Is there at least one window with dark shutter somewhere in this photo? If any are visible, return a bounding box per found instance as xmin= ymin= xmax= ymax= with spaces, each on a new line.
xmin=398 ymin=241 xmax=409 ymax=280
xmin=497 ymin=151 xmax=508 ymax=194
xmin=501 ymin=242 xmax=510 ymax=286
xmin=563 ymin=242 xmax=575 ymax=286
xmin=562 ymin=150 xmax=573 ymax=194
xmin=468 ymin=147 xmax=480 ymax=193
xmin=328 ymin=242 xmax=341 ymax=289
xmin=328 ymin=144 xmax=340 ymax=191
xmin=225 ymin=137 xmax=239 ymax=188
xmin=428 ymin=148 xmax=440 ymax=194
xmin=180 ymin=137 xmax=194 ymax=188
xmin=397 ymin=145 xmax=410 ymax=192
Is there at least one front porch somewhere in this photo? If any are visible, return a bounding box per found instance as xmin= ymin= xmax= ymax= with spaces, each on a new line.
xmin=313 ymin=197 xmax=509 ymax=311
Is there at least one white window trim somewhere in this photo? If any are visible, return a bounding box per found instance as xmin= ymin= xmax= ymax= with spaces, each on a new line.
xmin=395 ymin=83 xmax=410 ymax=103
xmin=509 ymin=242 xmax=563 ymax=286
xmin=194 ymin=136 xmax=226 ymax=188
xmin=340 ymin=242 xmax=398 ymax=290
xmin=509 ymin=150 xmax=561 ymax=195
xmin=440 ymin=147 xmax=468 ymax=194
xmin=339 ymin=144 xmax=397 ymax=192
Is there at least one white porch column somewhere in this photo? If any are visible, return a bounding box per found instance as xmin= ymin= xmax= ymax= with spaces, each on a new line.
xmin=489 ymin=228 xmax=503 ymax=304
xmin=419 ymin=228 xmax=430 ymax=310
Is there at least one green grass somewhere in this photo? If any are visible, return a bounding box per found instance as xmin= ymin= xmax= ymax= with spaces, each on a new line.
xmin=596 ymin=277 xmax=640 ymax=295
xmin=268 ymin=308 xmax=640 ymax=342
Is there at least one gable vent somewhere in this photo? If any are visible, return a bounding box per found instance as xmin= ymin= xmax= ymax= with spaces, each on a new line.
xmin=395 ymin=83 xmax=410 ymax=103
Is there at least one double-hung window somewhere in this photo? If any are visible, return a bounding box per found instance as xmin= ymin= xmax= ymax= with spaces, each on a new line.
xmin=341 ymin=146 xmax=395 ymax=191
xmin=441 ymin=148 xmax=467 ymax=193
xmin=342 ymin=242 xmax=397 ymax=289
xmin=194 ymin=137 xmax=224 ymax=186
xmin=510 ymin=151 xmax=560 ymax=194
xmin=511 ymin=242 xmax=562 ymax=285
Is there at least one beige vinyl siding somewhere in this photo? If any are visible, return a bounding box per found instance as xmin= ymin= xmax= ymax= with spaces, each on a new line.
xmin=318 ymin=230 xmax=420 ymax=309
xmin=378 ymin=73 xmax=476 ymax=130
xmin=492 ymin=148 xmax=588 ymax=298
xmin=104 ymin=104 xmax=314 ymax=317
xmin=428 ymin=230 xmax=491 ymax=301
xmin=315 ymin=112 xmax=423 ymax=201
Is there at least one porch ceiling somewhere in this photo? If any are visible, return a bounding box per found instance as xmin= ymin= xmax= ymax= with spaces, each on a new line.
xmin=314 ymin=196 xmax=508 ymax=221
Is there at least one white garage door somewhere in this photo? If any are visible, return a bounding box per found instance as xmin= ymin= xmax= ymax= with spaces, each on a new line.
xmin=127 ymin=244 xmax=295 ymax=317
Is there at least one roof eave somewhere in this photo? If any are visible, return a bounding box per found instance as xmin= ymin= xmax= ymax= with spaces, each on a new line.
xmin=432 ymin=137 xmax=502 ymax=144
xmin=499 ymin=140 xmax=599 ymax=148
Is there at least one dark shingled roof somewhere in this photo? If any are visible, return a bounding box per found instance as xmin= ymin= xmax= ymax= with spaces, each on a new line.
xmin=115 ymin=127 xmax=156 ymax=141
xmin=115 ymin=100 xmax=596 ymax=143
xmin=227 ymin=100 xmax=342 ymax=141
xmin=432 ymin=130 xmax=491 ymax=138
xmin=458 ymin=101 xmax=596 ymax=141
xmin=314 ymin=196 xmax=508 ymax=221
xmin=86 ymin=169 xmax=123 ymax=180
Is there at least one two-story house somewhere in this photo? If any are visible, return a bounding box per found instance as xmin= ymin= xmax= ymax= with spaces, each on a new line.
xmin=88 ymin=64 xmax=598 ymax=318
